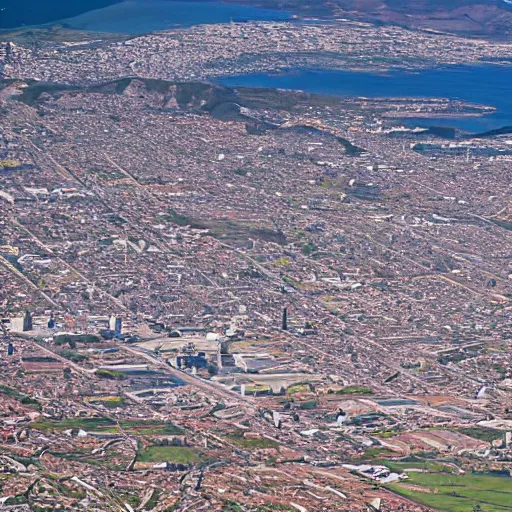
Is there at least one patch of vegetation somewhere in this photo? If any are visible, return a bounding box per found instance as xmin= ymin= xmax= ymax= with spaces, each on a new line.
xmin=271 ymin=257 xmax=293 ymax=267
xmin=336 ymin=136 xmax=364 ymax=156
xmin=52 ymin=480 xmax=87 ymax=500
xmin=20 ymin=396 xmax=40 ymax=407
xmin=0 ymin=495 xmax=27 ymax=507
xmin=155 ymin=210 xmax=287 ymax=246
xmin=4 ymin=454 xmax=42 ymax=470
xmin=54 ymin=333 xmax=101 ymax=345
xmin=119 ymin=492 xmax=141 ymax=509
xmin=85 ymin=395 xmax=126 ymax=408
xmin=95 ymin=369 xmax=127 ymax=380
xmin=118 ymin=420 xmax=183 ymax=436
xmin=98 ymin=237 xmax=115 ymax=246
xmin=1 ymin=25 xmax=126 ymax=44
xmin=245 ymin=384 xmax=272 ymax=395
xmin=389 ymin=471 xmax=512 ymax=512
xmin=286 ymin=382 xmax=312 ymax=395
xmin=345 ymin=185 xmax=381 ymax=201
xmin=329 ymin=386 xmax=373 ymax=395
xmin=166 ymin=208 xmax=194 ymax=227
xmin=30 ymin=417 xmax=117 ymax=433
xmin=0 ymin=385 xmax=41 ymax=410
xmin=493 ymin=363 xmax=508 ymax=379
xmin=298 ymin=400 xmax=318 ymax=410
xmin=302 ymin=242 xmax=317 ymax=256
xmin=490 ymin=219 xmax=512 ymax=232
xmin=363 ymin=447 xmax=398 ymax=459
xmin=210 ymin=222 xmax=286 ymax=246
xmin=373 ymin=429 xmax=401 ymax=439
xmin=224 ymin=502 xmax=246 ymax=512
xmin=88 ymin=167 xmax=124 ymax=182
xmin=138 ymin=446 xmax=199 ymax=465
xmin=208 ymin=403 xmax=226 ymax=416
xmin=145 ymin=490 xmax=161 ymax=510
xmin=226 ymin=433 xmax=279 ymax=450
xmin=282 ymin=275 xmax=312 ymax=291
xmin=60 ymin=350 xmax=88 ymax=363
xmin=458 ymin=427 xmax=504 ymax=444
xmin=373 ymin=457 xmax=456 ymax=473
xmin=107 ymin=214 xmax=127 ymax=224
xmin=0 ymin=160 xmax=21 ymax=169
xmin=0 ymin=385 xmax=18 ymax=397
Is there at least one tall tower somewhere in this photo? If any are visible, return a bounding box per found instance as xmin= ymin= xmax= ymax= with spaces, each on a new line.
xmin=23 ymin=311 xmax=32 ymax=331
xmin=282 ymin=307 xmax=288 ymax=331
xmin=217 ymin=341 xmax=223 ymax=372
xmin=115 ymin=317 xmax=122 ymax=336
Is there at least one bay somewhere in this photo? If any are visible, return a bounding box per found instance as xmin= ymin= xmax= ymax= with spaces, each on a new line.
xmin=63 ymin=0 xmax=289 ymax=34
xmin=217 ymin=66 xmax=512 ymax=134
xmin=0 ymin=0 xmax=290 ymax=32
xmin=0 ymin=0 xmax=120 ymax=29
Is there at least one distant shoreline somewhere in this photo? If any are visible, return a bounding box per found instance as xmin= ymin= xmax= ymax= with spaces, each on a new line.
xmin=0 ymin=0 xmax=282 ymax=31
xmin=0 ymin=0 xmax=290 ymax=34
xmin=0 ymin=0 xmax=122 ymax=29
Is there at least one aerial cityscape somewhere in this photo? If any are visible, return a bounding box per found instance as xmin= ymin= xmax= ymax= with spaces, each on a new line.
xmin=0 ymin=1 xmax=511 ymax=511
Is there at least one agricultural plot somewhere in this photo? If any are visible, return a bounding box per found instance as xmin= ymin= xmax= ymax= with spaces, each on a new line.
xmin=389 ymin=472 xmax=512 ymax=512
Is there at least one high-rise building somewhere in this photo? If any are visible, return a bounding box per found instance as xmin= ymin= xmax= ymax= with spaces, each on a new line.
xmin=10 ymin=311 xmax=32 ymax=332
xmin=109 ymin=314 xmax=116 ymax=331
xmin=23 ymin=310 xmax=32 ymax=331
xmin=115 ymin=317 xmax=122 ymax=335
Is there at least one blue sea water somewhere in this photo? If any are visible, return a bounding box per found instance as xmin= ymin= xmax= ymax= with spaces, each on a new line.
xmin=217 ymin=66 xmax=512 ymax=133
xmin=2 ymin=1 xmax=511 ymax=134
xmin=62 ymin=0 xmax=290 ymax=34
xmin=2 ymin=0 xmax=512 ymax=29
xmin=0 ymin=0 xmax=290 ymax=32
xmin=0 ymin=0 xmax=120 ymax=29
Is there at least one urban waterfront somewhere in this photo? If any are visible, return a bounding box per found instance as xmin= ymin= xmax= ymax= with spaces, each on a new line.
xmin=218 ymin=65 xmax=512 ymax=133
xmin=62 ymin=0 xmax=290 ymax=34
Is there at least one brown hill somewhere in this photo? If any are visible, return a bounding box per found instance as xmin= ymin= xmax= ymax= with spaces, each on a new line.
xmin=230 ymin=0 xmax=512 ymax=37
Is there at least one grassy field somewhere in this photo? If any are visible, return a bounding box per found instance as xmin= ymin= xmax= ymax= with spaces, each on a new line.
xmin=138 ymin=446 xmax=199 ymax=464
xmin=30 ymin=417 xmax=118 ymax=433
xmin=389 ymin=471 xmax=512 ymax=511
xmin=286 ymin=383 xmax=312 ymax=395
xmin=362 ymin=447 xmax=398 ymax=459
xmin=245 ymin=384 xmax=272 ymax=394
xmin=457 ymin=427 xmax=505 ymax=444
xmin=30 ymin=417 xmax=183 ymax=435
xmin=119 ymin=420 xmax=183 ymax=435
xmin=376 ymin=458 xmax=457 ymax=474
xmin=329 ymin=386 xmax=373 ymax=395
xmin=85 ymin=396 xmax=126 ymax=408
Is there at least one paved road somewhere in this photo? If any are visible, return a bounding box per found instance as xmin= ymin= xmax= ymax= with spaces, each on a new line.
xmin=120 ymin=343 xmax=257 ymax=409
